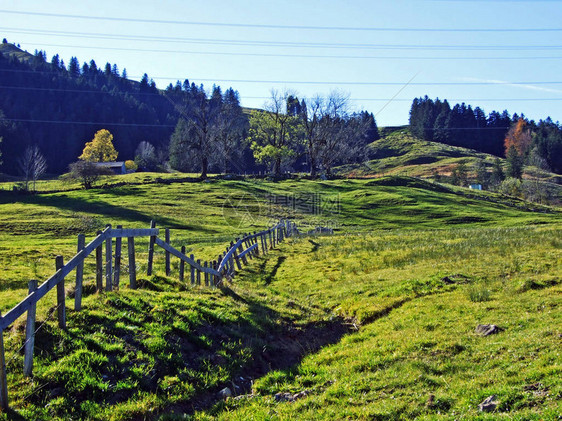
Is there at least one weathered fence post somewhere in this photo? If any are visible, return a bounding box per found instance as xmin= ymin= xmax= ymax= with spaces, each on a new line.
xmin=253 ymin=232 xmax=259 ymax=256
xmin=213 ymin=260 xmax=218 ymax=286
xmin=75 ymin=234 xmax=85 ymax=311
xmin=105 ymin=226 xmax=113 ymax=292
xmin=239 ymin=240 xmax=248 ymax=265
xmin=179 ymin=246 xmax=186 ymax=283
xmin=196 ymin=259 xmax=201 ymax=285
xmin=114 ymin=225 xmax=122 ymax=290
xmin=165 ymin=228 xmax=171 ymax=276
xmin=147 ymin=220 xmax=156 ymax=276
xmin=0 ymin=311 xmax=8 ymax=411
xmin=233 ymin=239 xmax=242 ymax=270
xmin=190 ymin=254 xmax=195 ymax=285
xmin=96 ymin=230 xmax=103 ymax=291
xmin=260 ymin=233 xmax=266 ymax=254
xmin=55 ymin=255 xmax=66 ymax=330
xmin=128 ymin=237 xmax=137 ymax=289
xmin=24 ymin=279 xmax=38 ymax=377
xmin=204 ymin=262 xmax=209 ymax=286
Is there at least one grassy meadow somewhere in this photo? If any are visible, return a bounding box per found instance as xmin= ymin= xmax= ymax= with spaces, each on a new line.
xmin=0 ymin=173 xmax=560 ymax=420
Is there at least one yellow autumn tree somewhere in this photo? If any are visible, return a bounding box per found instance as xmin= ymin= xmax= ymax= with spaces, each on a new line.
xmin=79 ymin=129 xmax=118 ymax=162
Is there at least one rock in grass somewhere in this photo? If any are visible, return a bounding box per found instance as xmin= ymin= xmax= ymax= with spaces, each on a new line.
xmin=479 ymin=395 xmax=498 ymax=412
xmin=218 ymin=387 xmax=233 ymax=400
xmin=475 ymin=324 xmax=502 ymax=336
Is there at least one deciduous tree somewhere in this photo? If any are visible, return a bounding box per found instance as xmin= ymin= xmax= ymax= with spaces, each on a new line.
xmin=79 ymin=129 xmax=118 ymax=162
xmin=248 ymin=90 xmax=302 ymax=177
xmin=18 ymin=145 xmax=47 ymax=192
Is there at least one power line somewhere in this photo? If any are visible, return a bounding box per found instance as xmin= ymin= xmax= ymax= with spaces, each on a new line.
xmin=5 ymin=118 xmax=175 ymax=128
xmin=3 ymin=26 xmax=562 ymax=51
xmin=3 ymin=117 xmax=522 ymax=130
xmin=2 ymin=68 xmax=562 ymax=86
xmin=1 ymin=9 xmax=561 ymax=32
xmin=24 ymin=42 xmax=562 ymax=60
xmin=2 ymin=84 xmax=561 ymax=101
xmin=3 ymin=83 xmax=562 ymax=102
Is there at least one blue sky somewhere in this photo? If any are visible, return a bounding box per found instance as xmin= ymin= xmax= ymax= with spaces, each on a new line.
xmin=1 ymin=0 xmax=562 ymax=126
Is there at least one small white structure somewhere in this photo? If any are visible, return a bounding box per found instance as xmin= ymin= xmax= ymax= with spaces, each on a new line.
xmin=469 ymin=184 xmax=482 ymax=190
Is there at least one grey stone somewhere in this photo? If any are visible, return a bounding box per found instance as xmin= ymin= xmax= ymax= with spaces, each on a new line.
xmin=218 ymin=387 xmax=233 ymax=400
xmin=479 ymin=395 xmax=498 ymax=412
xmin=476 ymin=324 xmax=502 ymax=336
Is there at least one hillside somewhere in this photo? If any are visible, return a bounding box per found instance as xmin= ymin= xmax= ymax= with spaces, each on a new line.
xmin=337 ymin=129 xmax=562 ymax=205
xmin=0 ymin=174 xmax=560 ymax=419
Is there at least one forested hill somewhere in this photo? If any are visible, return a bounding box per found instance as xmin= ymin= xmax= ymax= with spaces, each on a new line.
xmin=0 ymin=42 xmax=196 ymax=174
xmin=409 ymin=96 xmax=562 ymax=174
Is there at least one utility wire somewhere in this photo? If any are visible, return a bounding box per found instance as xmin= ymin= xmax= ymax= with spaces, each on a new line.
xmin=5 ymin=118 xmax=175 ymax=128
xmin=0 ymin=118 xmax=535 ymax=129
xmin=1 ymin=68 xmax=561 ymax=86
xmin=3 ymin=26 xmax=562 ymax=50
xmin=1 ymin=9 xmax=561 ymax=32
xmin=1 ymin=84 xmax=560 ymax=101
xmin=21 ymin=42 xmax=562 ymax=60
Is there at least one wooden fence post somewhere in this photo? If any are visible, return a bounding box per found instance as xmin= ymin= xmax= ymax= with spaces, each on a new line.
xmin=0 ymin=312 xmax=7 ymax=411
xmin=204 ymin=262 xmax=209 ymax=286
xmin=190 ymin=254 xmax=195 ymax=285
xmin=239 ymin=241 xmax=248 ymax=266
xmin=253 ymin=232 xmax=259 ymax=256
xmin=56 ymin=255 xmax=66 ymax=330
xmin=179 ymin=246 xmax=186 ymax=283
xmin=196 ymin=259 xmax=201 ymax=285
xmin=233 ymin=239 xmax=242 ymax=270
xmin=128 ymin=237 xmax=137 ymax=289
xmin=114 ymin=225 xmax=122 ymax=290
xmin=212 ymin=260 xmax=217 ymax=286
xmin=75 ymin=234 xmax=85 ymax=311
xmin=96 ymin=230 xmax=103 ymax=291
xmin=24 ymin=280 xmax=38 ymax=377
xmin=147 ymin=220 xmax=156 ymax=276
xmin=165 ymin=228 xmax=171 ymax=276
xmin=105 ymin=231 xmax=113 ymax=292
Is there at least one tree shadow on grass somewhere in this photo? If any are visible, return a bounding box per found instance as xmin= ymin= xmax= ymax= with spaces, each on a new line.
xmin=7 ymin=192 xmax=213 ymax=232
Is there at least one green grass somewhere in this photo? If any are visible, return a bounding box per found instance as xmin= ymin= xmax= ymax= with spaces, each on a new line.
xmin=193 ymin=227 xmax=562 ymax=420
xmin=0 ymin=173 xmax=560 ymax=420
xmin=336 ymin=129 xmax=562 ymax=205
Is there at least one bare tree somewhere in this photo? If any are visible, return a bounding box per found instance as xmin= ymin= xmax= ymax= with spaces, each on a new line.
xmin=168 ymin=85 xmax=223 ymax=178
xmin=18 ymin=145 xmax=47 ymax=192
xmin=134 ymin=141 xmax=158 ymax=171
xmin=315 ymin=91 xmax=370 ymax=177
xmin=300 ymin=95 xmax=324 ymax=177
xmin=215 ymin=88 xmax=247 ymax=174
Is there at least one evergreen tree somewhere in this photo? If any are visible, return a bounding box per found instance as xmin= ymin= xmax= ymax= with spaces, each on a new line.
xmin=506 ymin=146 xmax=524 ymax=179
xmin=67 ymin=56 xmax=79 ymax=77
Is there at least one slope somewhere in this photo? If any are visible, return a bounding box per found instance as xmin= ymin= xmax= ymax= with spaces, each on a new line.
xmin=0 ymin=174 xmax=560 ymax=420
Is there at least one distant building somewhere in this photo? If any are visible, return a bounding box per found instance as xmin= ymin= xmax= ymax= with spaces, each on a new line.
xmin=469 ymin=184 xmax=482 ymax=190
xmin=94 ymin=161 xmax=126 ymax=175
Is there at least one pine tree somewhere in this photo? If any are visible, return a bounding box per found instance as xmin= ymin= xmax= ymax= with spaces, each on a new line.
xmin=68 ymin=57 xmax=80 ymax=77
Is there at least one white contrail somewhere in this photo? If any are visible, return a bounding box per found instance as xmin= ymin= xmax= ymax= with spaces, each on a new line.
xmin=457 ymin=77 xmax=562 ymax=94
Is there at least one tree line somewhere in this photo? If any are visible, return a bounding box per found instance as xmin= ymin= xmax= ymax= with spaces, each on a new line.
xmin=409 ymin=96 xmax=562 ymax=173
xmin=166 ymin=88 xmax=379 ymax=178
xmin=0 ymin=41 xmax=379 ymax=179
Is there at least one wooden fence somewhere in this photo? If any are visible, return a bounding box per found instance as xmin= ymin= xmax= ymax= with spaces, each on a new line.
xmin=0 ymin=219 xmax=298 ymax=412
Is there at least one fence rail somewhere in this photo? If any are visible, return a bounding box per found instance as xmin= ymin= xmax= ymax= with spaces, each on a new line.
xmin=0 ymin=218 xmax=299 ymax=412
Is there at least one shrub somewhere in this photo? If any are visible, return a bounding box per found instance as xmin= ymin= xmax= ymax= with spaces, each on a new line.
xmin=66 ymin=161 xmax=113 ymax=189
